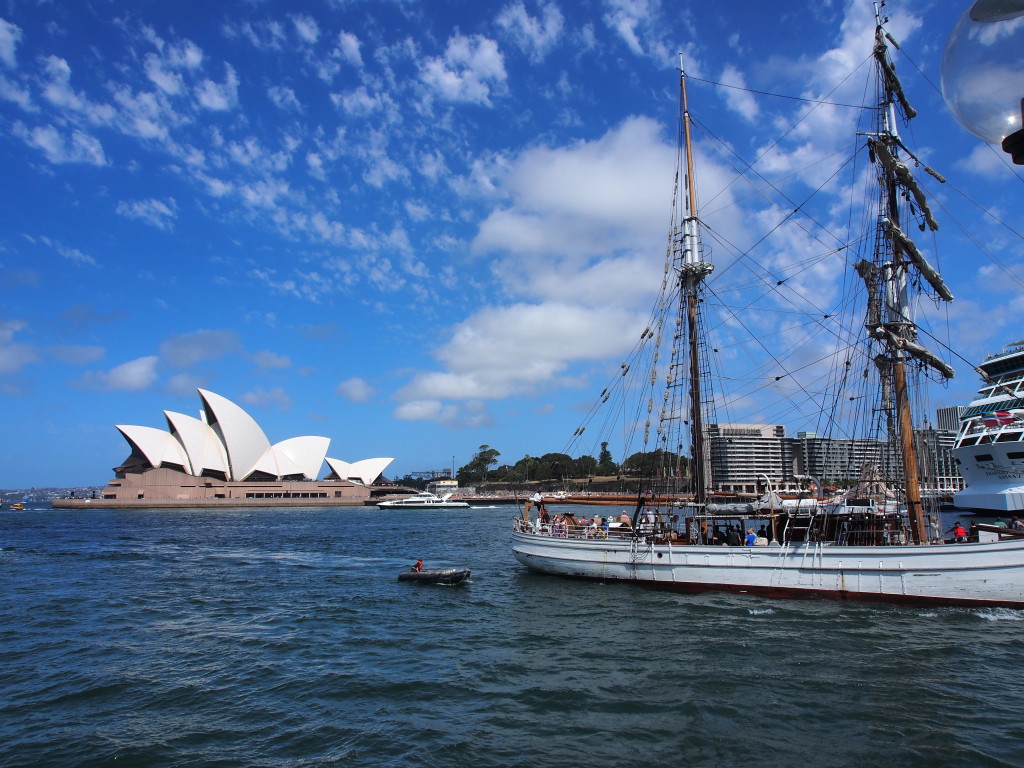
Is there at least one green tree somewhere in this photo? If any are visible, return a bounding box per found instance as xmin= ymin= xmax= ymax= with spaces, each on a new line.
xmin=538 ymin=452 xmax=573 ymax=482
xmin=457 ymin=444 xmax=501 ymax=483
xmin=621 ymin=449 xmax=686 ymax=477
xmin=512 ymin=454 xmax=539 ymax=482
xmin=596 ymin=441 xmax=617 ymax=476
xmin=574 ymin=454 xmax=597 ymax=477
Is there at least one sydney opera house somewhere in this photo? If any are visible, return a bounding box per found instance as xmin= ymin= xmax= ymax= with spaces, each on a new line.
xmin=53 ymin=389 xmax=394 ymax=508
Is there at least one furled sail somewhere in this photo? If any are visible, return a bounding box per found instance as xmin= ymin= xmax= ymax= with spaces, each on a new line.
xmin=869 ymin=139 xmax=939 ymax=231
xmin=873 ymin=26 xmax=916 ymax=118
xmin=882 ymin=217 xmax=954 ymax=301
xmin=856 ymin=257 xmax=955 ymax=380
xmin=870 ymin=325 xmax=956 ymax=379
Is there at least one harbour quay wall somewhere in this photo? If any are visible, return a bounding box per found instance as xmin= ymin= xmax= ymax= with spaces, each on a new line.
xmin=52 ymin=497 xmax=376 ymax=509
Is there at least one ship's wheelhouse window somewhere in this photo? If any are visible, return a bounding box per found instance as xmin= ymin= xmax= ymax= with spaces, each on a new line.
xmin=1008 ymin=452 xmax=1024 ymax=460
xmin=975 ymin=454 xmax=993 ymax=462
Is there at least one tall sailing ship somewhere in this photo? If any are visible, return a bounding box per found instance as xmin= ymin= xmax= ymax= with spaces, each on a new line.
xmin=953 ymin=341 xmax=1024 ymax=513
xmin=511 ymin=7 xmax=1024 ymax=607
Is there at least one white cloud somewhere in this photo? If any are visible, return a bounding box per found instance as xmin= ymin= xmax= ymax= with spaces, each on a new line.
xmin=39 ymin=235 xmax=98 ymax=266
xmin=719 ymin=63 xmax=758 ymax=122
xmin=292 ymin=15 xmax=320 ymax=44
xmin=17 ymin=122 xmax=106 ymax=165
xmin=0 ymin=73 xmax=31 ymax=109
xmin=472 ymin=116 xmax=674 ymax=265
xmin=0 ymin=18 xmax=23 ymax=68
xmin=602 ymin=0 xmax=668 ymax=58
xmin=240 ymin=385 xmax=292 ymax=410
xmin=115 ymin=198 xmax=179 ymax=230
xmin=144 ymin=52 xmax=184 ymax=95
xmin=336 ymin=31 xmax=363 ymax=68
xmin=268 ymin=85 xmax=302 ymax=111
xmin=336 ymin=377 xmax=375 ymax=402
xmin=251 ymin=349 xmax=291 ymax=369
xmin=306 ymin=151 xmax=325 ymax=179
xmin=159 ymin=329 xmax=240 ymax=368
xmin=420 ymin=34 xmax=507 ymax=105
xmin=41 ymin=56 xmax=85 ymax=112
xmin=333 ymin=85 xmax=385 ymax=116
xmin=394 ymin=399 xmax=458 ymax=423
xmin=955 ymin=143 xmax=1013 ymax=178
xmin=109 ymin=84 xmax=179 ymax=140
xmin=223 ymin=19 xmax=286 ymax=51
xmin=166 ymin=371 xmax=206 ymax=397
xmin=405 ymin=201 xmax=429 ymax=221
xmin=80 ymin=356 xmax=159 ymax=391
xmin=395 ymin=301 xmax=643 ymax=407
xmin=195 ymin=63 xmax=239 ymax=110
xmin=0 ymin=318 xmax=37 ymax=374
xmin=49 ymin=344 xmax=105 ymax=365
xmin=497 ymin=1 xmax=564 ymax=62
xmin=167 ymin=39 xmax=203 ymax=69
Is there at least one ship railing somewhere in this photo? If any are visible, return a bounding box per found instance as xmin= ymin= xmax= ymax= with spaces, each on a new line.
xmin=960 ymin=421 xmax=1024 ymax=440
xmin=513 ymin=519 xmax=652 ymax=540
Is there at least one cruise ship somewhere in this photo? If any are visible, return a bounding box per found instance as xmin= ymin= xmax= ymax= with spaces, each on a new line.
xmin=953 ymin=341 xmax=1024 ymax=513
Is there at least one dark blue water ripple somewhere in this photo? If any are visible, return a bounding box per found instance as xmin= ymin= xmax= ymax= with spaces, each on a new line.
xmin=2 ymin=505 xmax=1023 ymax=767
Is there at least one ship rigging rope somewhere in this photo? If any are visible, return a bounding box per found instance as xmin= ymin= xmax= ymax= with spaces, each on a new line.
xmin=689 ymin=52 xmax=873 ymax=216
xmin=685 ymin=75 xmax=873 ymax=110
xmin=932 ymin=185 xmax=1024 ymax=291
xmin=691 ymin=115 xmax=857 ymax=254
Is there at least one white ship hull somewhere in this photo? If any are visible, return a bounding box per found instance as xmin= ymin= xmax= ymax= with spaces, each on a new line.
xmin=952 ymin=443 xmax=1024 ymax=513
xmin=512 ymin=528 xmax=1024 ymax=607
xmin=949 ymin=342 xmax=1024 ymax=514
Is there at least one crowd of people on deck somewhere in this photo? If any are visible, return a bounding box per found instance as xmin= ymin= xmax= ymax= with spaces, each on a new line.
xmin=700 ymin=524 xmax=771 ymax=546
xmin=534 ymin=506 xmax=636 ymax=539
xmin=526 ymin=493 xmax=784 ymax=546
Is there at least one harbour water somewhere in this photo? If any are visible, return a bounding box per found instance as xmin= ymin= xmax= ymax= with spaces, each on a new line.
xmin=2 ymin=504 xmax=1023 ymax=767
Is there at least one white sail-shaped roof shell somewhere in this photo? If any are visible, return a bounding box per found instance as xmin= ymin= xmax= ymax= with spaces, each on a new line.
xmin=113 ymin=389 xmax=391 ymax=485
xmin=163 ymin=410 xmax=229 ymax=477
xmin=250 ymin=436 xmax=330 ymax=479
xmin=198 ymin=388 xmax=271 ymax=481
xmin=325 ymin=457 xmax=394 ymax=486
xmin=116 ymin=425 xmax=191 ymax=471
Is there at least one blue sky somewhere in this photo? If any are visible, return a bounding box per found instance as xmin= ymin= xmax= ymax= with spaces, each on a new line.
xmin=0 ymin=0 xmax=1021 ymax=488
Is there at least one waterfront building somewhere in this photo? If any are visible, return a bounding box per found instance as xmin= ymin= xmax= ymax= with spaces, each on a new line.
xmin=936 ymin=406 xmax=966 ymax=431
xmin=707 ymin=423 xmax=787 ymax=494
xmin=705 ymin=413 xmax=962 ymax=496
xmin=789 ymin=433 xmax=895 ymax=484
xmin=427 ymin=479 xmax=460 ymax=496
xmin=915 ymin=428 xmax=964 ymax=494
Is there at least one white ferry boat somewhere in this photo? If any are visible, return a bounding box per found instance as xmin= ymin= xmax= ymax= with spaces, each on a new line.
xmin=377 ymin=491 xmax=470 ymax=510
xmin=953 ymin=341 xmax=1024 ymax=513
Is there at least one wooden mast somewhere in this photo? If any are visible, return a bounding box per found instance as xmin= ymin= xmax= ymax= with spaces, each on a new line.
xmin=678 ymin=63 xmax=713 ymax=506
xmin=873 ymin=6 xmax=928 ymax=544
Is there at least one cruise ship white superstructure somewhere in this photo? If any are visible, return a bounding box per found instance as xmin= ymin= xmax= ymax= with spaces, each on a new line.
xmin=953 ymin=342 xmax=1024 ymax=513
